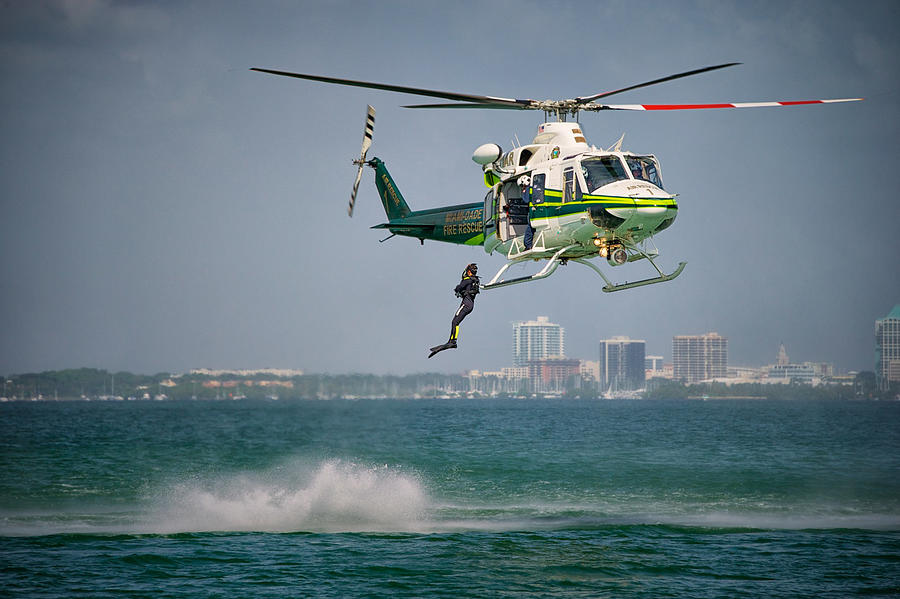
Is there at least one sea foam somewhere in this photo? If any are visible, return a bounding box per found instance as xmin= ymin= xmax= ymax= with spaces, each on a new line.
xmin=151 ymin=459 xmax=430 ymax=534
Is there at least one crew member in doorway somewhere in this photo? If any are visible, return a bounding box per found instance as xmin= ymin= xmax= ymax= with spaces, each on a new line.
xmin=429 ymin=264 xmax=480 ymax=358
xmin=519 ymin=175 xmax=535 ymax=250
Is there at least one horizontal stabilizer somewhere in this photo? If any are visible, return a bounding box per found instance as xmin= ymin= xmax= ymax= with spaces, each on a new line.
xmin=371 ymin=223 xmax=435 ymax=233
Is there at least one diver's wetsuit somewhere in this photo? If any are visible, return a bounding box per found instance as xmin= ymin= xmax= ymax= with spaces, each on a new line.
xmin=449 ymin=272 xmax=479 ymax=343
xmin=429 ymin=266 xmax=480 ymax=357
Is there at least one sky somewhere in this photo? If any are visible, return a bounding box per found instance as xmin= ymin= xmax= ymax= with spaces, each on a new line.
xmin=1 ymin=0 xmax=898 ymax=376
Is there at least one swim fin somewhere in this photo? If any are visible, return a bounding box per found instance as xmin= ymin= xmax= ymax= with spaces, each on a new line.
xmin=428 ymin=340 xmax=457 ymax=358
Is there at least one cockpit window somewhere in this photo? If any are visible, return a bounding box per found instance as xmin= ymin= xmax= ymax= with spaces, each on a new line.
xmin=580 ymin=156 xmax=628 ymax=192
xmin=625 ymin=156 xmax=664 ymax=189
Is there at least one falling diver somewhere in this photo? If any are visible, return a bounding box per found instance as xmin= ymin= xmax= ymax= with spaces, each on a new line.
xmin=429 ymin=263 xmax=480 ymax=358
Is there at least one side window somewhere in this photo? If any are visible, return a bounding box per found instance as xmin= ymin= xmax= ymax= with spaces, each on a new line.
xmin=483 ymin=190 xmax=494 ymax=226
xmin=563 ymin=168 xmax=581 ymax=202
xmin=518 ymin=149 xmax=533 ymax=166
xmin=531 ymin=173 xmax=546 ymax=204
xmin=625 ymin=156 xmax=665 ymax=189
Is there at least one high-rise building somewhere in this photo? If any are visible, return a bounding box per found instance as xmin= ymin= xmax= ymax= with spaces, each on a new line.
xmin=673 ymin=332 xmax=728 ymax=383
xmin=876 ymin=304 xmax=900 ymax=389
xmin=512 ymin=316 xmax=564 ymax=366
xmin=599 ymin=336 xmax=646 ymax=391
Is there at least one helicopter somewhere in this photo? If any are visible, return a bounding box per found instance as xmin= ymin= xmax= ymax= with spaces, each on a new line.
xmin=251 ymin=64 xmax=861 ymax=291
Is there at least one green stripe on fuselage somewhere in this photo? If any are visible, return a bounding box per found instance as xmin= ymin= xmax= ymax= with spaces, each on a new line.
xmin=528 ymin=189 xmax=677 ymax=225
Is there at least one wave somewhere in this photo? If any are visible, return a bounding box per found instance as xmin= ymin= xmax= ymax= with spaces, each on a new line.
xmin=0 ymin=459 xmax=430 ymax=536
xmin=2 ymin=459 xmax=899 ymax=536
xmin=148 ymin=459 xmax=430 ymax=534
xmin=649 ymin=510 xmax=900 ymax=532
xmin=424 ymin=501 xmax=900 ymax=534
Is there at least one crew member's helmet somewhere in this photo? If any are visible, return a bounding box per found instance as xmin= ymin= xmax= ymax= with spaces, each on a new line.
xmin=466 ymin=263 xmax=478 ymax=275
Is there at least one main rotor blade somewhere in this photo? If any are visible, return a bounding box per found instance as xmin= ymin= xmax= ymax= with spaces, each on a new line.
xmin=252 ymin=67 xmax=531 ymax=107
xmin=589 ymin=97 xmax=863 ymax=111
xmin=402 ymin=102 xmax=532 ymax=110
xmin=575 ymin=63 xmax=741 ymax=104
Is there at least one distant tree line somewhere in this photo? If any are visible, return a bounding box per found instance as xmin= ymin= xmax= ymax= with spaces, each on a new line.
xmin=0 ymin=368 xmax=469 ymax=400
xmin=645 ymin=372 xmax=896 ymax=400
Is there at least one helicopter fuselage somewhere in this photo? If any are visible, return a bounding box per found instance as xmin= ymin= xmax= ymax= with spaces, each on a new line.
xmin=478 ymin=122 xmax=677 ymax=265
xmin=370 ymin=122 xmax=678 ymax=272
xmin=484 ymin=157 xmax=677 ymax=261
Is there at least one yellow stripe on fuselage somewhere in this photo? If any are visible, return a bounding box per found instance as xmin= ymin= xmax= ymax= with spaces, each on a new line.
xmin=538 ymin=196 xmax=677 ymax=208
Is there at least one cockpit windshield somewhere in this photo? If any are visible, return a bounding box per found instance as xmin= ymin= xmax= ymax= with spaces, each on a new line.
xmin=625 ymin=156 xmax=664 ymax=189
xmin=580 ymin=156 xmax=628 ymax=192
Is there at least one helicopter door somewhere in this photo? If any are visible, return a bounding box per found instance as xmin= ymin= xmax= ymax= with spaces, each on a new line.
xmin=497 ymin=184 xmax=510 ymax=242
xmin=502 ymin=181 xmax=529 ymax=241
xmin=483 ymin=187 xmax=497 ymax=238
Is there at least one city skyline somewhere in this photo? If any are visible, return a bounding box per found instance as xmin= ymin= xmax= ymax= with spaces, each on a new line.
xmin=0 ymin=302 xmax=884 ymax=376
xmin=3 ymin=311 xmax=890 ymax=399
xmin=0 ymin=312 xmax=874 ymax=379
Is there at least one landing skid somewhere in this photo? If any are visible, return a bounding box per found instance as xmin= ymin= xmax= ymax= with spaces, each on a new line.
xmin=481 ymin=245 xmax=578 ymax=290
xmin=575 ymin=257 xmax=686 ymax=293
xmin=481 ymin=244 xmax=686 ymax=292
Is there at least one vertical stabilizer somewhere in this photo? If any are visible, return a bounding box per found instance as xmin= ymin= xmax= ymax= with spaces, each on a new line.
xmin=372 ymin=158 xmax=411 ymax=220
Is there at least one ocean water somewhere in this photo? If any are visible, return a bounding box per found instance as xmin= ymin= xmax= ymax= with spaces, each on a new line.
xmin=1 ymin=398 xmax=898 ymax=598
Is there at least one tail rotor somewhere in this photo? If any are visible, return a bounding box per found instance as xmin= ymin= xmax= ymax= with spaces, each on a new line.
xmin=349 ymin=105 xmax=375 ymax=217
